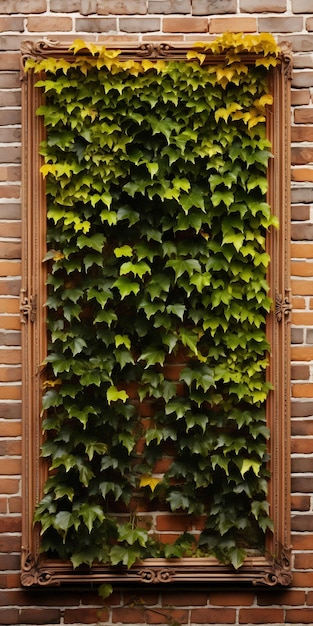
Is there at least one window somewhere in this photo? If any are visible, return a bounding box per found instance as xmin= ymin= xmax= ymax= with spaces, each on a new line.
xmin=20 ymin=38 xmax=292 ymax=587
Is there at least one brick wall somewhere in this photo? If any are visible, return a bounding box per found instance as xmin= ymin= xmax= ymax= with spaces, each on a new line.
xmin=1 ymin=0 xmax=313 ymax=624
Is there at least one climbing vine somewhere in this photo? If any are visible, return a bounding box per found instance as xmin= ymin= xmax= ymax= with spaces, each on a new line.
xmin=27 ymin=33 xmax=280 ymax=571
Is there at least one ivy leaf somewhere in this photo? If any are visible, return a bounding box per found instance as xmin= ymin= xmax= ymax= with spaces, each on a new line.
xmin=106 ymin=385 xmax=129 ymax=404
xmin=167 ymin=490 xmax=190 ymax=511
xmin=114 ymin=245 xmax=133 ymax=258
xmin=113 ymin=277 xmax=140 ymax=298
xmin=139 ymin=348 xmax=166 ymax=367
xmin=240 ymin=459 xmax=261 ymax=477
xmin=109 ymin=544 xmax=141 ymax=568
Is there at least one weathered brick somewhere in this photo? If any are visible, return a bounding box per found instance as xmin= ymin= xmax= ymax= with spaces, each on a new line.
xmin=0 ymin=52 xmax=19 ymax=70
xmin=292 ymin=125 xmax=313 ymax=142
xmin=209 ymin=17 xmax=256 ymax=33
xmin=292 ymin=223 xmax=313 ymax=239
xmin=0 ymin=73 xmax=19 ymax=89
xmin=278 ymin=35 xmax=313 ymax=52
xmin=291 ymin=364 xmax=310 ymax=379
xmin=0 ymin=0 xmax=46 ymax=12
xmin=0 ymin=207 xmax=20 ymax=221
xmin=27 ymin=16 xmax=73 ymax=31
xmin=307 ymin=18 xmax=313 ymax=32
xmin=292 ymin=71 xmax=313 ymax=88
xmin=292 ymin=188 xmax=313 ymax=204
xmin=291 ymin=328 xmax=304 ymax=343
xmin=294 ymin=54 xmax=313 ymax=69
xmin=295 ymin=107 xmax=313 ymax=125
xmin=50 ymin=0 xmax=80 ymax=10
xmin=291 ymin=204 xmax=310 ymax=220
xmin=292 ymin=458 xmax=313 ymax=473
xmin=148 ymin=0 xmax=190 ymax=13
xmin=291 ymin=418 xmax=313 ymax=434
xmin=291 ymin=89 xmax=311 ymax=105
xmin=75 ymin=18 xmax=117 ymax=31
xmin=240 ymin=0 xmax=286 ymax=11
xmin=120 ymin=17 xmax=160 ymax=31
xmin=192 ymin=0 xmax=237 ymax=15
xmin=291 ymin=400 xmax=313 ymax=414
xmin=0 ymin=166 xmax=21 ymax=182
xmin=163 ymin=17 xmax=207 ymax=31
xmin=0 ymin=91 xmax=20 ymax=107
xmin=293 ymin=0 xmax=313 ymax=12
xmin=0 ymin=331 xmax=20 ymax=346
xmin=98 ymin=0 xmax=147 ymax=13
xmin=0 ymin=110 xmax=20 ymax=126
xmin=0 ymin=17 xmax=24 ymax=32
xmin=0 ymin=242 xmax=21 ymax=259
xmin=259 ymin=17 xmax=303 ymax=33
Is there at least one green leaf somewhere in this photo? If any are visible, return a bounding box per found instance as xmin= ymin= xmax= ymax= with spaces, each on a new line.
xmin=107 ymin=385 xmax=129 ymax=403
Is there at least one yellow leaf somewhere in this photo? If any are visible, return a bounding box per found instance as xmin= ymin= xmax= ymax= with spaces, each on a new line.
xmin=186 ymin=50 xmax=206 ymax=65
xmin=53 ymin=251 xmax=65 ymax=261
xmin=43 ymin=378 xmax=61 ymax=388
xmin=40 ymin=164 xmax=56 ymax=177
xmin=139 ymin=475 xmax=161 ymax=492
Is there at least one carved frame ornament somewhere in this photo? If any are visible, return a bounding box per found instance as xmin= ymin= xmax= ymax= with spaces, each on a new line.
xmin=20 ymin=40 xmax=292 ymax=587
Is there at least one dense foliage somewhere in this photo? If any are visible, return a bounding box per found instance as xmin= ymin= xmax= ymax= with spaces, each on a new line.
xmin=27 ymin=33 xmax=280 ymax=570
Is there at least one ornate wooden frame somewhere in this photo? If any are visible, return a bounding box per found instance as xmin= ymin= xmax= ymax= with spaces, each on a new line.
xmin=20 ymin=40 xmax=292 ymax=587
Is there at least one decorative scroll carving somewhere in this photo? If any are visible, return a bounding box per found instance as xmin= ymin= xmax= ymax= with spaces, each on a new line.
xmin=139 ymin=568 xmax=174 ymax=583
xmin=279 ymin=42 xmax=293 ymax=80
xmin=21 ymin=552 xmax=60 ymax=587
xmin=255 ymin=547 xmax=292 ymax=587
xmin=19 ymin=289 xmax=37 ymax=323
xmin=275 ymin=291 xmax=292 ymax=322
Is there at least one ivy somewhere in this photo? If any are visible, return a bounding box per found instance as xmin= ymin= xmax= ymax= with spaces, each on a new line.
xmin=29 ymin=33 xmax=279 ymax=571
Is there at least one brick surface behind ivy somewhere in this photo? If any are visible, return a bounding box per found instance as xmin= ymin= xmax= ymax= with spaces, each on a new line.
xmin=0 ymin=0 xmax=313 ymax=624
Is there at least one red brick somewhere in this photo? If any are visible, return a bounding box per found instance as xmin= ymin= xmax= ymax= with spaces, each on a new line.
xmin=295 ymin=108 xmax=313 ymax=124
xmin=112 ymin=608 xmax=147 ymax=623
xmin=0 ymin=279 xmax=21 ymax=297
xmin=162 ymin=591 xmax=208 ymax=606
xmin=295 ymin=553 xmax=313 ymax=569
xmin=20 ymin=608 xmax=61 ymax=624
xmin=0 ymin=478 xmax=19 ymax=494
xmin=0 ymin=535 xmax=20 ymax=551
xmin=0 ymin=242 xmax=21 ymax=258
xmin=292 ymin=167 xmax=313 ymax=182
xmin=291 ymin=438 xmax=313 ymax=453
xmin=239 ymin=608 xmax=284 ymax=623
xmin=287 ymin=608 xmax=313 ymax=622
xmin=64 ymin=607 xmax=105 ymax=624
xmin=292 ymin=346 xmax=313 ymax=360
xmin=0 ymin=440 xmax=21 ymax=455
xmin=257 ymin=590 xmax=305 ymax=605
xmin=291 ymin=90 xmax=311 ymax=105
xmin=0 ymin=458 xmax=21 ymax=474
xmin=156 ymin=514 xmax=193 ymax=531
xmin=0 ymin=167 xmax=21 ymax=183
xmin=0 ymin=349 xmax=20 ymax=364
xmin=291 ymin=147 xmax=313 ymax=164
xmin=190 ymin=608 xmax=236 ymax=623
xmin=209 ymin=591 xmax=254 ymax=606
xmin=0 ymin=610 xmax=19 ymax=625
xmin=0 ymin=516 xmax=21 ymax=533
xmin=0 ymin=261 xmax=21 ymax=276
xmin=209 ymin=17 xmax=256 ymax=32
xmin=0 ymin=53 xmax=19 ymax=71
xmin=291 ymin=364 xmax=310 ymax=380
xmin=147 ymin=609 xmax=188 ymax=624
xmin=291 ymin=495 xmax=311 ymax=511
xmin=292 ymin=383 xmax=313 ymax=397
